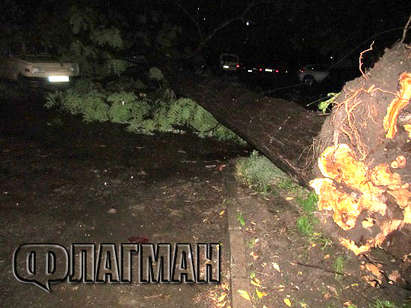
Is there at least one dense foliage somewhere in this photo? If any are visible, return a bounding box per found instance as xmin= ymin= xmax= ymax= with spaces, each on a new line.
xmin=45 ymin=76 xmax=246 ymax=143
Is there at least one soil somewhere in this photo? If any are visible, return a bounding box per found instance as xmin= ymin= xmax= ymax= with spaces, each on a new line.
xmin=229 ymin=183 xmax=411 ymax=307
xmin=0 ymin=91 xmax=410 ymax=307
xmin=316 ymin=43 xmax=411 ymax=179
xmin=0 ymin=94 xmax=245 ymax=307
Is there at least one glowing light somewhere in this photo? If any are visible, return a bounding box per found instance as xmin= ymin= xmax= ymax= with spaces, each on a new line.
xmin=48 ymin=76 xmax=69 ymax=82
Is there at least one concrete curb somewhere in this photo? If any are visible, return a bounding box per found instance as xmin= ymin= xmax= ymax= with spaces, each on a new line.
xmin=224 ymin=174 xmax=252 ymax=308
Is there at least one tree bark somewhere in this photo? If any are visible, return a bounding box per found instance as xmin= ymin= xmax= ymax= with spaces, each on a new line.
xmin=176 ymin=76 xmax=324 ymax=185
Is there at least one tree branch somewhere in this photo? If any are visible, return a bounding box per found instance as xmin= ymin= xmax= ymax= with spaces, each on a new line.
xmin=174 ymin=1 xmax=203 ymax=41
xmin=401 ymin=14 xmax=411 ymax=43
xmin=197 ymin=0 xmax=259 ymax=49
xmin=175 ymin=0 xmax=275 ymax=58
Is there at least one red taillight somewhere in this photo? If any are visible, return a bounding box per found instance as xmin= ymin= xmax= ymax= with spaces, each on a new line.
xmin=299 ymin=69 xmax=304 ymax=73
xmin=236 ymin=64 xmax=240 ymax=68
xmin=259 ymin=68 xmax=263 ymax=72
xmin=275 ymin=69 xmax=279 ymax=73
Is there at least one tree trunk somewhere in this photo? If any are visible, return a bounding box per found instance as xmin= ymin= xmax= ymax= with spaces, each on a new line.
xmin=176 ymin=77 xmax=324 ymax=185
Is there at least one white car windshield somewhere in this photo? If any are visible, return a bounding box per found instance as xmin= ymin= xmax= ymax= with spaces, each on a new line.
xmin=19 ymin=55 xmax=59 ymax=62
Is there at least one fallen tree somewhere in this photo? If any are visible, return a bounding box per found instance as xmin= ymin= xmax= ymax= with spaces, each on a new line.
xmin=176 ymin=77 xmax=325 ymax=185
xmin=176 ymin=42 xmax=410 ymax=288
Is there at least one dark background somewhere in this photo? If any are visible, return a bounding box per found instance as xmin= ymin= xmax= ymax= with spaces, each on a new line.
xmin=0 ymin=0 xmax=409 ymax=72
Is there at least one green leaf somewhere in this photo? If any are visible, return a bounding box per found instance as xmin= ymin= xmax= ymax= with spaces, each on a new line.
xmin=237 ymin=213 xmax=245 ymax=227
xmin=317 ymin=92 xmax=340 ymax=114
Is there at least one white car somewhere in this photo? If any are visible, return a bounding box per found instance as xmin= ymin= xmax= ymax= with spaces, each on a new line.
xmin=219 ymin=53 xmax=240 ymax=72
xmin=0 ymin=54 xmax=79 ymax=85
xmin=298 ymin=64 xmax=329 ymax=85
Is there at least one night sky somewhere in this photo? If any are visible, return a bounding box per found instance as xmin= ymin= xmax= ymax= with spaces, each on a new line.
xmin=0 ymin=0 xmax=409 ymax=67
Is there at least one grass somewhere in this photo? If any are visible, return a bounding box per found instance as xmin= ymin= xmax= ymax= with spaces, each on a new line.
xmin=277 ymin=178 xmax=300 ymax=192
xmin=311 ymin=233 xmax=333 ymax=250
xmin=296 ymin=215 xmax=313 ymax=236
xmin=295 ymin=191 xmax=320 ymax=239
xmin=326 ymin=302 xmax=403 ymax=308
xmin=371 ymin=299 xmax=407 ymax=308
xmin=297 ymin=192 xmax=318 ymax=214
xmin=333 ymin=256 xmax=345 ymax=280
xmin=235 ymin=150 xmax=289 ymax=193
xmin=235 ymin=151 xmax=325 ymax=241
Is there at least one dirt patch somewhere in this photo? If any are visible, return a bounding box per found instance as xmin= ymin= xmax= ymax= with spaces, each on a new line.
xmin=225 ymin=176 xmax=411 ymax=307
xmin=0 ymin=97 xmax=246 ymax=307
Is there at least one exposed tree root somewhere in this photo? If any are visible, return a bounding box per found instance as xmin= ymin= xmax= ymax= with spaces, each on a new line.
xmin=311 ymin=43 xmax=410 ymax=288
